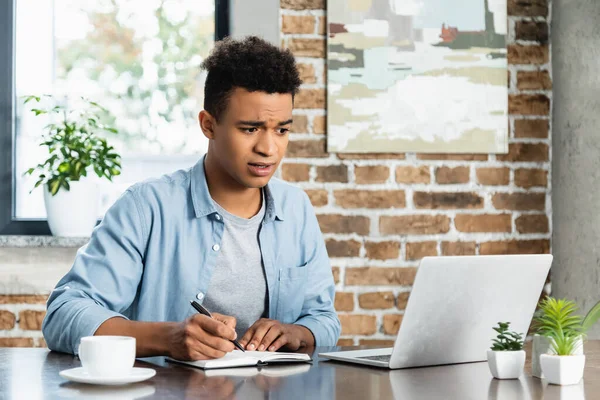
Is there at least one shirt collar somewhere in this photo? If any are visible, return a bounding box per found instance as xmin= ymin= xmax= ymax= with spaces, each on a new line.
xmin=190 ymin=155 xmax=284 ymax=222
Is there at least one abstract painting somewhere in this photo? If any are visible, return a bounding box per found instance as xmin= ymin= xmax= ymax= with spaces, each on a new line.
xmin=327 ymin=0 xmax=508 ymax=153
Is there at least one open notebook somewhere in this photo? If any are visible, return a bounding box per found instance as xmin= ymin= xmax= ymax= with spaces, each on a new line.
xmin=167 ymin=350 xmax=312 ymax=370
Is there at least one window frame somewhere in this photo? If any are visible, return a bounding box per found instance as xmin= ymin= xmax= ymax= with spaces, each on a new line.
xmin=0 ymin=0 xmax=230 ymax=235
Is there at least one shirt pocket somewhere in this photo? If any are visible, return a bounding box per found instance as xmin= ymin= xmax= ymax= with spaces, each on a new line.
xmin=277 ymin=263 xmax=308 ymax=323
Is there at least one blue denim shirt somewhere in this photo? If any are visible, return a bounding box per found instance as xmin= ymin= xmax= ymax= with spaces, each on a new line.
xmin=42 ymin=157 xmax=341 ymax=354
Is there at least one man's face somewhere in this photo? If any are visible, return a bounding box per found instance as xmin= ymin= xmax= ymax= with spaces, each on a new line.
xmin=200 ymin=88 xmax=293 ymax=188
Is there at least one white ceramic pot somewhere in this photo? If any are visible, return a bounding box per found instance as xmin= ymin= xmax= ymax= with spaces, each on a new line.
xmin=43 ymin=180 xmax=98 ymax=237
xmin=532 ymin=334 xmax=584 ymax=379
xmin=487 ymin=349 xmax=526 ymax=379
xmin=540 ymin=354 xmax=585 ymax=385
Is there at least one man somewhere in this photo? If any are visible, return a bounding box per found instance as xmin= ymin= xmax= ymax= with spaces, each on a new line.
xmin=42 ymin=36 xmax=341 ymax=360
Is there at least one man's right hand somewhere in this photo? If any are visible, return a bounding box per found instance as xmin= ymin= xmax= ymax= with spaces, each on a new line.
xmin=168 ymin=313 xmax=237 ymax=361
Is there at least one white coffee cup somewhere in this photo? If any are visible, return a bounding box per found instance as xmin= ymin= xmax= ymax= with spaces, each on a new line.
xmin=78 ymin=336 xmax=136 ymax=377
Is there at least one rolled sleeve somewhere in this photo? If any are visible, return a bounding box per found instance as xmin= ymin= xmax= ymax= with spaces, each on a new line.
xmin=293 ymin=193 xmax=341 ymax=346
xmin=42 ymin=189 xmax=146 ymax=354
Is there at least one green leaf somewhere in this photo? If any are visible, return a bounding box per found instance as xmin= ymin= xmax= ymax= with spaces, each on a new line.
xmin=582 ymin=300 xmax=600 ymax=333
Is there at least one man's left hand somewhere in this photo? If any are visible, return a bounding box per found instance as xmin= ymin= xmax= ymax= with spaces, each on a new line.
xmin=239 ymin=319 xmax=313 ymax=352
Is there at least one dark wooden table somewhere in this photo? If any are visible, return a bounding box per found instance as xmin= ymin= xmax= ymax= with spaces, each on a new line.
xmin=1 ymin=342 xmax=599 ymax=399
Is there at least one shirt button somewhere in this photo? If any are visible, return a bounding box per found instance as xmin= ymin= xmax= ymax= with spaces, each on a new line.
xmin=196 ymin=292 xmax=204 ymax=301
xmin=212 ymin=244 xmax=220 ymax=252
xmin=215 ymin=214 xmax=221 ymax=221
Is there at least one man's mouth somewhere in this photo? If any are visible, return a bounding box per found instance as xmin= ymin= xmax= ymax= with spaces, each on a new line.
xmin=248 ymin=162 xmax=274 ymax=169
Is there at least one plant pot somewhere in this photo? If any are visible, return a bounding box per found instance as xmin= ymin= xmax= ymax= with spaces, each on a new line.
xmin=532 ymin=334 xmax=584 ymax=379
xmin=43 ymin=180 xmax=98 ymax=237
xmin=540 ymin=354 xmax=585 ymax=385
xmin=487 ymin=349 xmax=525 ymax=379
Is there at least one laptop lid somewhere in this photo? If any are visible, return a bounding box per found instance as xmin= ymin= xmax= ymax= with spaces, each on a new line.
xmin=389 ymin=254 xmax=552 ymax=369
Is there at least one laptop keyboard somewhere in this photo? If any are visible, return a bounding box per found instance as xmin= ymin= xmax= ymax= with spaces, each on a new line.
xmin=356 ymin=355 xmax=391 ymax=362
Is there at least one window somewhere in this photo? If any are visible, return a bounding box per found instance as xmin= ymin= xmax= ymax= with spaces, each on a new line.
xmin=0 ymin=0 xmax=229 ymax=234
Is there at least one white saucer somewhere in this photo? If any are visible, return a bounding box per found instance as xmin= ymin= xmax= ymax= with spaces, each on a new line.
xmin=59 ymin=367 xmax=156 ymax=386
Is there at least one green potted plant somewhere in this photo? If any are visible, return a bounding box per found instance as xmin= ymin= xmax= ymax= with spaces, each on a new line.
xmin=486 ymin=322 xmax=525 ymax=379
xmin=534 ymin=297 xmax=588 ymax=385
xmin=23 ymin=95 xmax=121 ymax=237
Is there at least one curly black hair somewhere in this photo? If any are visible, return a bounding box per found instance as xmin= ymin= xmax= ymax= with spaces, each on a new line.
xmin=201 ymin=36 xmax=302 ymax=121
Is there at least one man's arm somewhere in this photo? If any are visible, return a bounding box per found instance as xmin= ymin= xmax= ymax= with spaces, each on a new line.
xmin=42 ymin=188 xmax=239 ymax=359
xmin=42 ymin=189 xmax=147 ymax=354
xmin=292 ymin=191 xmax=341 ymax=346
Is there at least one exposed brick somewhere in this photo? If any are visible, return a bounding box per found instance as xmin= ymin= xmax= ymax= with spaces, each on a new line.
xmin=397 ymin=292 xmax=410 ymax=310
xmin=406 ymin=241 xmax=438 ymax=260
xmin=435 ymin=166 xmax=470 ymax=184
xmin=282 ymin=163 xmax=310 ymax=182
xmin=337 ymin=153 xmax=406 ymax=160
xmin=313 ymin=115 xmax=326 ymax=134
xmin=517 ymin=71 xmax=552 ymax=90
xmin=0 ymin=310 xmax=16 ymax=330
xmin=337 ymin=338 xmax=354 ymax=346
xmin=365 ymin=241 xmax=400 ymax=260
xmin=305 ymin=189 xmax=328 ymax=207
xmin=295 ymin=88 xmax=325 ymax=109
xmin=508 ymin=44 xmax=549 ymax=64
xmin=455 ymin=214 xmax=512 ymax=233
xmin=492 ymin=193 xmax=545 ymax=211
xmin=516 ymin=21 xmax=548 ymax=43
xmin=317 ymin=214 xmax=370 ymax=235
xmin=355 ymin=165 xmax=390 ymax=184
xmin=335 ymin=190 xmax=405 ymax=209
xmin=340 ymin=315 xmax=377 ymax=335
xmin=0 ymin=338 xmax=34 ymax=347
xmin=326 ymin=239 xmax=361 ymax=258
xmin=359 ymin=292 xmax=395 ymax=309
xmin=287 ymin=38 xmax=325 ymax=58
xmin=318 ymin=16 xmax=326 ymax=35
xmin=290 ymin=115 xmax=308 ymax=133
xmin=287 ymin=139 xmax=327 ymax=158
xmin=380 ymin=215 xmax=451 ymax=235
xmin=36 ymin=338 xmax=47 ymax=348
xmin=345 ymin=267 xmax=417 ymax=286
xmin=480 ymin=239 xmax=550 ymax=255
xmin=332 ymin=267 xmax=340 ymax=284
xmin=508 ymin=0 xmax=548 ymax=16
xmin=0 ymin=295 xmax=48 ymax=304
xmin=296 ymin=63 xmax=316 ymax=84
xmin=282 ymin=15 xmax=316 ymax=34
xmin=417 ymin=154 xmax=487 ymax=161
xmin=477 ymin=167 xmax=510 ymax=186
xmin=383 ymin=315 xmax=403 ymax=335
xmin=442 ymin=241 xmax=477 ymax=256
xmin=335 ymin=292 xmax=354 ymax=312
xmin=413 ymin=192 xmax=484 ymax=209
xmin=515 ymin=168 xmax=548 ymax=188
xmin=514 ymin=119 xmax=549 ymax=138
xmin=496 ymin=143 xmax=549 ymax=162
xmin=281 ymin=0 xmax=324 ymax=10
xmin=509 ymin=94 xmax=550 ymax=115
xmin=19 ymin=310 xmax=45 ymax=330
xmin=396 ymin=166 xmax=430 ymax=184
xmin=316 ymin=165 xmax=348 ymax=182
xmin=359 ymin=339 xmax=395 ymax=347
xmin=516 ymin=214 xmax=549 ymax=233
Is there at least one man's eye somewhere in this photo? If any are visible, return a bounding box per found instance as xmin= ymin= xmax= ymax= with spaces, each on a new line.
xmin=243 ymin=127 xmax=258 ymax=133
xmin=278 ymin=128 xmax=289 ymax=135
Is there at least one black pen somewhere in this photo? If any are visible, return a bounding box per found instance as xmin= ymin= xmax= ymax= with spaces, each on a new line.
xmin=190 ymin=300 xmax=245 ymax=352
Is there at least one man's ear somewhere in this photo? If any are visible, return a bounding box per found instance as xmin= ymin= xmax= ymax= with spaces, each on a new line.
xmin=199 ymin=110 xmax=217 ymax=140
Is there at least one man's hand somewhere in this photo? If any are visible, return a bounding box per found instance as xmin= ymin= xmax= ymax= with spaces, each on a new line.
xmin=239 ymin=318 xmax=314 ymax=352
xmin=167 ymin=312 xmax=237 ymax=360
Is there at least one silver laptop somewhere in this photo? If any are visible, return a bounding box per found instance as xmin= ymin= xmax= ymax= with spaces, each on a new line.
xmin=319 ymin=254 xmax=552 ymax=369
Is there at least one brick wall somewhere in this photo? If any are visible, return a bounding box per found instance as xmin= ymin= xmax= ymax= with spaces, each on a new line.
xmin=281 ymin=0 xmax=552 ymax=345
xmin=0 ymin=295 xmax=47 ymax=347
